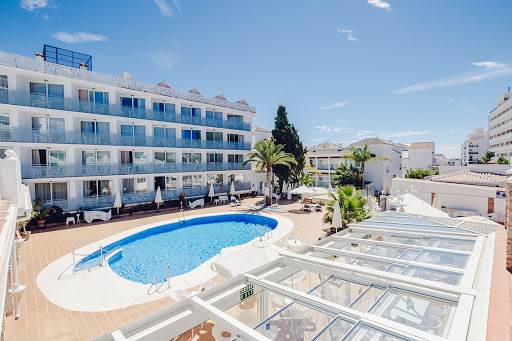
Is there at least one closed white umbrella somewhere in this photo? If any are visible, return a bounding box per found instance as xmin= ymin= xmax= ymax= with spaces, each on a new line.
xmin=328 ymin=183 xmax=333 ymax=194
xmin=209 ymin=183 xmax=215 ymax=202
xmin=230 ymin=181 xmax=236 ymax=196
xmin=332 ymin=200 xmax=343 ymax=232
xmin=154 ymin=186 xmax=163 ymax=210
xmin=282 ymin=181 xmax=288 ymax=194
xmin=210 ymin=243 xmax=280 ymax=279
xmin=113 ymin=189 xmax=122 ymax=215
xmin=432 ymin=192 xmax=442 ymax=210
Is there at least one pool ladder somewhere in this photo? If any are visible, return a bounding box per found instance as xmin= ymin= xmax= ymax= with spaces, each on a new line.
xmin=260 ymin=225 xmax=272 ymax=241
xmin=176 ymin=209 xmax=185 ymax=224
xmin=148 ymin=263 xmax=171 ymax=295
xmin=58 ymin=245 xmax=121 ymax=280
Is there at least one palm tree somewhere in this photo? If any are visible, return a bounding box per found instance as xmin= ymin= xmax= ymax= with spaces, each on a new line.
xmin=299 ymin=171 xmax=314 ymax=186
xmin=242 ymin=138 xmax=297 ymax=206
xmin=482 ymin=151 xmax=495 ymax=164
xmin=323 ymin=185 xmax=369 ymax=230
xmin=342 ymin=144 xmax=389 ymax=188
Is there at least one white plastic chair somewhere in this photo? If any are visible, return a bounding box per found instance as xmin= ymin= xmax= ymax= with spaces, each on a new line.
xmin=170 ymin=289 xmax=190 ymax=302
xmin=199 ymin=280 xmax=216 ymax=292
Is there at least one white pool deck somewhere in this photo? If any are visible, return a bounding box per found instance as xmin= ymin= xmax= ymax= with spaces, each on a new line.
xmin=37 ymin=212 xmax=294 ymax=312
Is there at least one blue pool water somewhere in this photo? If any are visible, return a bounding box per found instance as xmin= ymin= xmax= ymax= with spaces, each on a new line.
xmin=74 ymin=214 xmax=278 ymax=284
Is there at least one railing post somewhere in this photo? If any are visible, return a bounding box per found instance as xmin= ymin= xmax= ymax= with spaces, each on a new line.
xmin=72 ymin=251 xmax=76 ymax=274
xmin=100 ymin=245 xmax=103 ymax=267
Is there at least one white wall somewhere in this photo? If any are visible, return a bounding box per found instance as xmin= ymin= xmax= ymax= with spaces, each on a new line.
xmin=392 ymin=177 xmax=505 ymax=222
xmin=438 ymin=164 xmax=512 ymax=175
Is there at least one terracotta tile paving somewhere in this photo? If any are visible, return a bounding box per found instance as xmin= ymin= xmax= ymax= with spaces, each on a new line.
xmin=4 ymin=197 xmax=328 ymax=341
xmin=487 ymin=224 xmax=512 ymax=341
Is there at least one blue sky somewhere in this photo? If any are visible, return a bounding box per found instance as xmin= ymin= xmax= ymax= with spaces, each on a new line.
xmin=2 ymin=0 xmax=512 ymax=157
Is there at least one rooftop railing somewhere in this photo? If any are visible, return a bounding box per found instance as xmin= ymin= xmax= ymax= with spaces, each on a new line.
xmin=21 ymin=162 xmax=251 ymax=179
xmin=0 ymin=128 xmax=251 ymax=150
xmin=0 ymin=89 xmax=251 ymax=131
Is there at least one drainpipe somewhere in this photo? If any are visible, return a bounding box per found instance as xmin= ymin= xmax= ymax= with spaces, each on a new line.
xmin=506 ymin=168 xmax=512 ymax=273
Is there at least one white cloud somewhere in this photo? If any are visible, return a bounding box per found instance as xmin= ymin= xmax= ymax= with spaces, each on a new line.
xmin=20 ymin=0 xmax=49 ymax=11
xmin=148 ymin=51 xmax=174 ymax=71
xmin=394 ymin=62 xmax=512 ymax=94
xmin=320 ymin=101 xmax=348 ymax=110
xmin=367 ymin=0 xmax=391 ymax=11
xmin=448 ymin=98 xmax=455 ymax=104
xmin=472 ymin=61 xmax=506 ymax=69
xmin=42 ymin=14 xmax=50 ymax=20
xmin=456 ymin=108 xmax=479 ymax=112
xmin=336 ymin=28 xmax=357 ymax=42
xmin=315 ymin=125 xmax=351 ymax=133
xmin=155 ymin=0 xmax=181 ymax=19
xmin=52 ymin=32 xmax=108 ymax=44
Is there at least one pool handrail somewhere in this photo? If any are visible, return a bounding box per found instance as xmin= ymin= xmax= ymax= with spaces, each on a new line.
xmin=57 ymin=245 xmax=122 ymax=280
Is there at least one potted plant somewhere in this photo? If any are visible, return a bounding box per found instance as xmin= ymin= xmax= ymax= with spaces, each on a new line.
xmin=32 ymin=196 xmax=47 ymax=228
xmin=179 ymin=192 xmax=186 ymax=208
xmin=18 ymin=221 xmax=31 ymax=241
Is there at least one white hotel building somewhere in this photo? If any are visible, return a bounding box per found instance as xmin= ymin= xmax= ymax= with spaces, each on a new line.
xmin=0 ymin=47 xmax=255 ymax=211
xmin=489 ymin=90 xmax=512 ymax=159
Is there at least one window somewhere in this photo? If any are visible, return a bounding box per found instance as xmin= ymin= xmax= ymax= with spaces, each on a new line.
xmin=227 ymin=134 xmax=243 ymax=143
xmin=206 ymin=131 xmax=223 ymax=141
xmin=0 ymin=75 xmax=7 ymax=89
xmin=154 ymin=152 xmax=176 ymax=164
xmin=182 ymin=153 xmax=201 ymax=163
xmin=78 ymin=89 xmax=109 ymax=104
xmin=30 ymin=82 xmax=64 ymax=98
xmin=154 ymin=127 xmax=176 ymax=139
xmin=136 ymin=178 xmax=147 ymax=192
xmin=206 ymin=111 xmax=222 ymax=120
xmin=134 ymin=152 xmax=146 ymax=164
xmin=35 ymin=182 xmax=68 ymax=202
xmin=166 ymin=176 xmax=177 ymax=190
xmin=182 ymin=129 xmax=201 ymax=140
xmin=181 ymin=107 xmax=201 ymax=117
xmin=0 ymin=113 xmax=9 ymax=129
xmin=183 ymin=175 xmax=202 ymax=187
xmin=31 ymin=149 xmax=66 ymax=165
xmin=207 ymin=174 xmax=223 ymax=185
xmin=228 ymin=154 xmax=244 ymax=163
xmin=83 ymin=180 xmax=111 ymax=197
xmin=153 ymin=102 xmax=175 ymax=114
xmin=82 ymin=151 xmax=110 ymax=164
xmin=80 ymin=121 xmax=110 ymax=135
xmin=122 ymin=179 xmax=135 ymax=193
xmin=120 ymin=97 xmax=145 ymax=109
xmin=32 ymin=117 xmax=65 ymax=131
xmin=207 ymin=153 xmax=223 ymax=163
xmin=121 ymin=124 xmax=146 ymax=137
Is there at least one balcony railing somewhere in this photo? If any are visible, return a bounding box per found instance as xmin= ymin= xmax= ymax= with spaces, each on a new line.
xmin=0 ymin=128 xmax=251 ymax=150
xmin=0 ymin=89 xmax=252 ymax=131
xmin=21 ymin=162 xmax=251 ymax=179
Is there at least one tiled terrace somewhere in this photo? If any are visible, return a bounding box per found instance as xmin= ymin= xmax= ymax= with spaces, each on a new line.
xmin=4 ymin=197 xmax=327 ymax=341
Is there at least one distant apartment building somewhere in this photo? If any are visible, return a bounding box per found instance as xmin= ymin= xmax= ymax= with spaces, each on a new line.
xmin=461 ymin=128 xmax=489 ymax=164
xmin=401 ymin=142 xmax=435 ymax=174
xmin=0 ymin=46 xmax=255 ymax=211
xmin=434 ymin=154 xmax=461 ymax=167
xmin=307 ymin=138 xmax=406 ymax=194
xmin=489 ymin=90 xmax=512 ymax=159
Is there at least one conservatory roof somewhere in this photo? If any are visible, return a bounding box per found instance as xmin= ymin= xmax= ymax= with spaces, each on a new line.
xmin=95 ymin=212 xmax=495 ymax=341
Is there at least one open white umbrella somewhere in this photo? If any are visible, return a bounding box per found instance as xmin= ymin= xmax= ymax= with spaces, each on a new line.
xmin=289 ymin=185 xmax=316 ymax=195
xmin=328 ymin=183 xmax=333 ymax=194
xmin=209 ymin=183 xmax=215 ymax=202
xmin=113 ymin=189 xmax=122 ymax=215
xmin=432 ymin=192 xmax=442 ymax=210
xmin=332 ymin=200 xmax=343 ymax=232
xmin=210 ymin=243 xmax=280 ymax=279
xmin=154 ymin=186 xmax=163 ymax=210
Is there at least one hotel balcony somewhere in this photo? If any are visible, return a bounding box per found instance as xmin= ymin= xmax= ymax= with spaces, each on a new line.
xmin=0 ymin=90 xmax=251 ymax=131
xmin=0 ymin=128 xmax=251 ymax=150
xmin=21 ymin=162 xmax=251 ymax=179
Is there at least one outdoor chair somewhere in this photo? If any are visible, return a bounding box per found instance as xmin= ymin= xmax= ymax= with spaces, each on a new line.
xmin=171 ymin=289 xmax=190 ymax=302
xmin=199 ymin=280 xmax=216 ymax=292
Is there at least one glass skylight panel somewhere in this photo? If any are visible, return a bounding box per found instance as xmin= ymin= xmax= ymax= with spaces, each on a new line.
xmin=386 ymin=235 xmax=422 ymax=245
xmin=414 ymin=250 xmax=470 ymax=269
xmin=349 ymin=285 xmax=386 ymax=312
xmin=350 ymin=258 xmax=393 ymax=272
xmin=399 ymin=249 xmax=420 ymax=261
xmin=311 ymin=317 xmax=355 ymax=341
xmin=374 ymin=215 xmax=447 ymax=227
xmin=427 ymin=237 xmax=475 ymax=252
xmin=342 ymin=324 xmax=412 ymax=341
xmin=356 ymin=221 xmax=474 ymax=234
xmin=364 ymin=245 xmax=408 ymax=259
xmin=256 ymin=301 xmax=334 ymax=341
xmin=402 ymin=267 xmax=463 ymax=286
xmin=309 ymin=277 xmax=370 ymax=308
xmin=385 ymin=264 xmax=408 ymax=274
xmin=368 ymin=288 xmax=456 ymax=336
xmin=279 ymin=270 xmax=330 ymax=293
xmin=416 ymin=237 xmax=433 ymax=246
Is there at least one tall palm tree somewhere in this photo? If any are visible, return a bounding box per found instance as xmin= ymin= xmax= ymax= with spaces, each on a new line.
xmin=242 ymin=138 xmax=297 ymax=206
xmin=342 ymin=144 xmax=389 ymax=188
xmin=323 ymin=185 xmax=369 ymax=230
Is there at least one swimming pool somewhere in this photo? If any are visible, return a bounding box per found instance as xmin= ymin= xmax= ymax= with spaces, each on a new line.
xmin=74 ymin=214 xmax=278 ymax=284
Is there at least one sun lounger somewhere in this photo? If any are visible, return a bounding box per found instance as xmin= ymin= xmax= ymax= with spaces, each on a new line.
xmin=188 ymin=198 xmax=205 ymax=209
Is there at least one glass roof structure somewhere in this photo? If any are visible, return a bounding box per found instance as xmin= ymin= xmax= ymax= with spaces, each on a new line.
xmin=95 ymin=212 xmax=495 ymax=341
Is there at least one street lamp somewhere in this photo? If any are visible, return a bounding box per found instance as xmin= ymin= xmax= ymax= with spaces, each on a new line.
xmin=9 ymin=282 xmax=26 ymax=319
